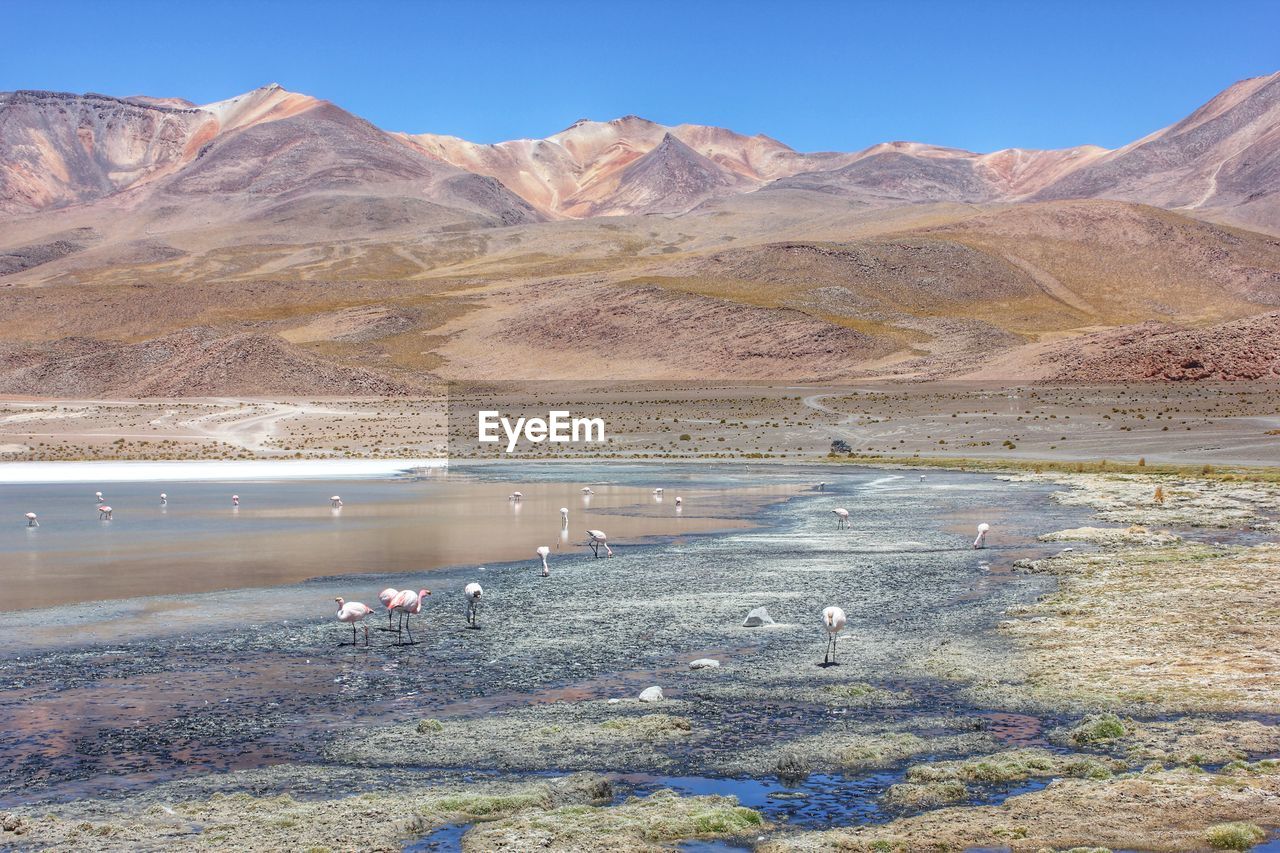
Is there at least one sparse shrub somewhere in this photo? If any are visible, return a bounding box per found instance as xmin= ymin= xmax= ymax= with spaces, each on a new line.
xmin=1205 ymin=822 xmax=1265 ymax=850
xmin=881 ymin=780 xmax=968 ymax=809
xmin=1067 ymin=713 xmax=1130 ymax=746
xmin=415 ymin=719 xmax=444 ymax=735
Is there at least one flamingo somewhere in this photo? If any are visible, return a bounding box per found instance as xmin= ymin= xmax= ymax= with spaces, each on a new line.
xmin=536 ymin=545 xmax=551 ymax=577
xmin=832 ymin=508 xmax=850 ymax=529
xmin=464 ymin=582 xmax=484 ymax=628
xmin=335 ymin=597 xmax=373 ymax=646
xmin=95 ymin=491 xmax=103 ymax=504
xmin=560 ymin=507 xmax=569 ymax=525
xmin=821 ymin=606 xmax=847 ymax=665
xmin=378 ymin=587 xmax=400 ymax=631
xmin=675 ymin=496 xmax=682 ymax=506
xmin=653 ymin=488 xmax=663 ymax=495
xmin=973 ymin=522 xmax=990 ymax=549
xmin=509 ymin=491 xmax=523 ymax=502
xmin=581 ymin=487 xmax=594 ymax=495
xmin=232 ymin=495 xmax=240 ymax=508
xmin=24 ymin=512 xmax=38 ymax=527
xmin=387 ymin=588 xmax=431 ymax=644
xmin=817 ymin=482 xmax=826 ymax=491
xmin=586 ymin=529 xmax=612 ymax=558
xmin=159 ymin=493 xmax=167 ymax=506
xmin=920 ymin=474 xmax=927 ymax=482
xmin=98 ymin=505 xmax=113 ymax=521
xmin=330 ymin=495 xmax=343 ymax=508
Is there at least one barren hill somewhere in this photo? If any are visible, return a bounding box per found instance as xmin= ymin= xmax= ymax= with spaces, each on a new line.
xmin=0 ymin=74 xmax=1278 ymax=393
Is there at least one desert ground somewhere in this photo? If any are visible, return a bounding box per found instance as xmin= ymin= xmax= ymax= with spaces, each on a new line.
xmin=1 ymin=381 xmax=1277 ymax=467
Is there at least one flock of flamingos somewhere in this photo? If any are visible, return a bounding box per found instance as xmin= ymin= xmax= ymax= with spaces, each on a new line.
xmin=22 ymin=479 xmax=992 ymax=665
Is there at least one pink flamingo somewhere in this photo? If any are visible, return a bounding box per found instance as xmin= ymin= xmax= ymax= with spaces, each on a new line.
xmin=832 ymin=508 xmax=849 ymax=529
xmin=98 ymin=505 xmax=113 ymax=521
xmin=335 ymin=597 xmax=373 ymax=646
xmin=973 ymin=522 xmax=990 ymax=549
xmin=330 ymin=495 xmax=343 ymax=508
xmin=387 ymin=588 xmax=431 ymax=644
xmin=586 ymin=529 xmax=612 ymax=558
xmin=25 ymin=512 xmax=38 ymax=527
xmin=536 ymin=545 xmax=551 ymax=577
xmin=232 ymin=495 xmax=240 ymax=507
xmin=378 ymin=587 xmax=399 ymax=631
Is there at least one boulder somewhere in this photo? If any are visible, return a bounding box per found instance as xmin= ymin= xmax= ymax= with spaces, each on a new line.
xmin=689 ymin=658 xmax=721 ymax=670
xmin=638 ymin=686 xmax=665 ymax=702
xmin=743 ymin=607 xmax=775 ymax=628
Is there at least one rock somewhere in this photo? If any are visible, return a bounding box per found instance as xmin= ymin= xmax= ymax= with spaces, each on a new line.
xmin=607 ymin=698 xmax=621 ymax=705
xmin=547 ymin=772 xmax=613 ymax=806
xmin=638 ymin=686 xmax=664 ymax=702
xmin=689 ymin=658 xmax=720 ymax=670
xmin=742 ymin=606 xmax=775 ymax=628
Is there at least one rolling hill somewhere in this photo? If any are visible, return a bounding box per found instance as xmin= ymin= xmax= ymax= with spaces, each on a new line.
xmin=0 ymin=72 xmax=1277 ymax=392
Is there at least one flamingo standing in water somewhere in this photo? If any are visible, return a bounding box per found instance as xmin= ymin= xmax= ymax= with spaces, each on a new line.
xmin=509 ymin=491 xmax=523 ymax=502
xmin=159 ymin=493 xmax=167 ymax=506
xmin=330 ymin=495 xmax=343 ymax=508
xmin=335 ymin=597 xmax=373 ymax=646
xmin=581 ymin=487 xmax=594 ymax=495
xmin=232 ymin=495 xmax=240 ymax=508
xmin=821 ymin=606 xmax=847 ymax=665
xmin=560 ymin=507 xmax=569 ymax=525
xmin=24 ymin=512 xmax=38 ymax=527
xmin=586 ymin=529 xmax=612 ymax=558
xmin=464 ymin=582 xmax=484 ymax=628
xmin=536 ymin=545 xmax=551 ymax=577
xmin=98 ymin=505 xmax=113 ymax=521
xmin=387 ymin=588 xmax=430 ymax=644
xmin=95 ymin=491 xmax=103 ymax=504
xmin=973 ymin=522 xmax=990 ymax=549
xmin=378 ymin=588 xmax=400 ymax=631
xmin=832 ymin=508 xmax=850 ymax=529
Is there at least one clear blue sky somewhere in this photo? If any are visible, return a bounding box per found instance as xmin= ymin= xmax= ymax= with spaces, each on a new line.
xmin=3 ymin=0 xmax=1277 ymax=153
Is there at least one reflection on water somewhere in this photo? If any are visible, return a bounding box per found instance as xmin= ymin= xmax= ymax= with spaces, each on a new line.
xmin=0 ymin=469 xmax=794 ymax=610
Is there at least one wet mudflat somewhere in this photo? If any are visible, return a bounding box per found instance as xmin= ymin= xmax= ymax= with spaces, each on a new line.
xmin=1 ymin=462 xmax=1276 ymax=851
xmin=0 ymin=467 xmax=1076 ymax=794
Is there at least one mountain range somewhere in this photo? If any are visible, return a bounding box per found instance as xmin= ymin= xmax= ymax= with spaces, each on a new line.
xmin=0 ymin=73 xmax=1277 ymax=393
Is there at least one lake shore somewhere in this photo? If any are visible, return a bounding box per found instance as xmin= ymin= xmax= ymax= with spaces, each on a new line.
xmin=1 ymin=465 xmax=1278 ymax=851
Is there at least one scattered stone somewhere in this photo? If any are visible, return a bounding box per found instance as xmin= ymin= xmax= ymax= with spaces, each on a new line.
xmin=743 ymin=607 xmax=775 ymax=627
xmin=638 ymin=686 xmax=664 ymax=702
xmin=689 ymin=658 xmax=720 ymax=670
xmin=774 ymin=752 xmax=810 ymax=785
